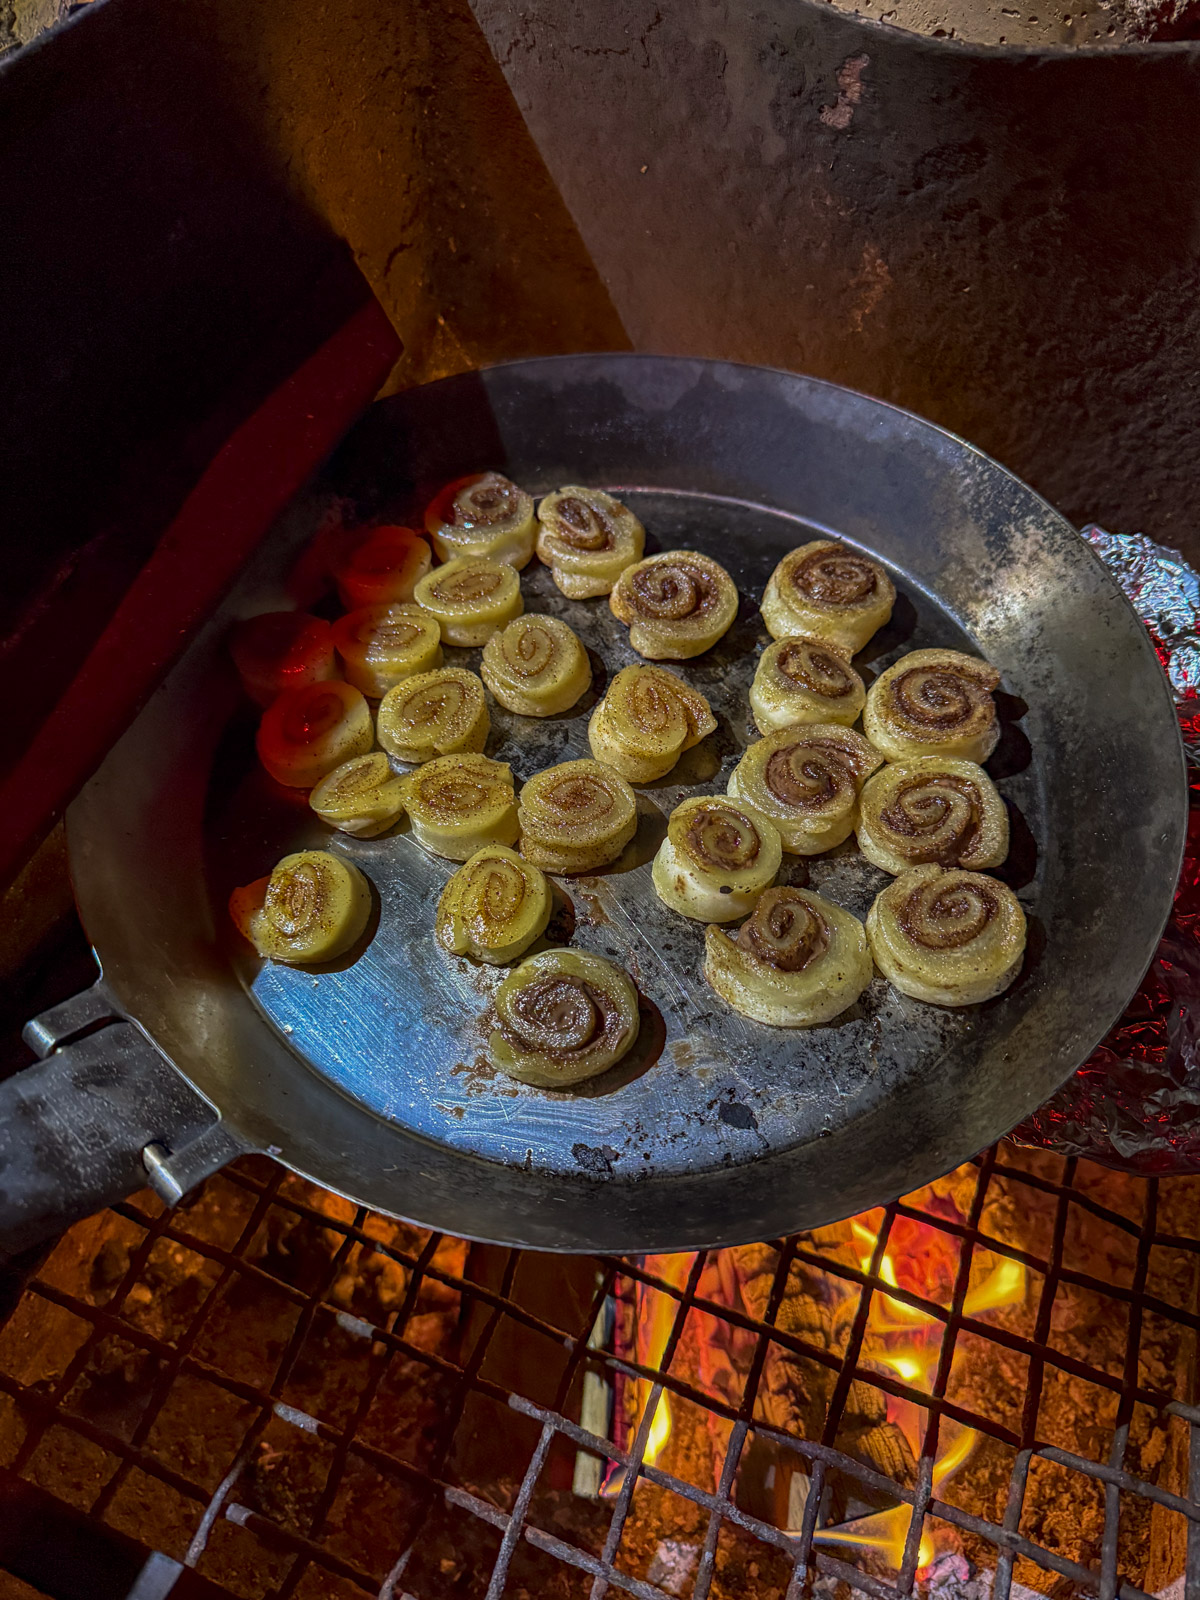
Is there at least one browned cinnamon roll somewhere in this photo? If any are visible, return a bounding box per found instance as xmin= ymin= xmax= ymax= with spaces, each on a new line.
xmin=424 ymin=472 xmax=536 ymax=568
xmin=856 ymin=758 xmax=1009 ymax=874
xmin=588 ymin=664 xmax=716 ymax=782
xmin=863 ymin=648 xmax=1001 ymax=763
xmin=704 ymin=887 xmax=872 ymax=1026
xmin=866 ymin=865 xmax=1026 ymax=1005
xmin=761 ymin=541 xmax=895 ymax=654
xmin=651 ymin=795 xmax=782 ymax=921
xmin=490 ymin=949 xmax=641 ymax=1085
xmin=750 ymin=636 xmax=866 ymax=732
xmin=536 ymin=487 xmax=645 ymax=597
xmin=480 ymin=614 xmax=592 ymax=716
xmin=609 ymin=550 xmax=739 ymax=659
xmin=727 ymin=724 xmax=882 ymax=853
xmin=517 ymin=759 xmax=638 ymax=873
xmin=413 ymin=557 xmax=524 ymax=647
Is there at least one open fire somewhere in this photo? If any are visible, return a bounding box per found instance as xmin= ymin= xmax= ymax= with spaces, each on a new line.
xmin=606 ymin=1169 xmax=1029 ymax=1583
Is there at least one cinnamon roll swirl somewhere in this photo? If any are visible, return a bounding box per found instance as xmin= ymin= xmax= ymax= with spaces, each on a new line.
xmin=517 ymin=758 xmax=638 ymax=874
xmin=863 ymin=649 xmax=1001 ymax=763
xmin=402 ymin=753 xmax=518 ymax=860
xmin=331 ymin=602 xmax=443 ymax=699
xmin=588 ymin=664 xmax=716 ymax=783
xmin=376 ymin=668 xmax=489 ymax=763
xmin=652 ymin=795 xmax=782 ymax=922
xmin=866 ymin=865 xmax=1026 ymax=1005
xmin=229 ymin=850 xmax=372 ymax=965
xmin=413 ymin=557 xmax=524 ymax=647
xmin=749 ymin=637 xmax=866 ymax=733
xmin=490 ymin=949 xmax=641 ymax=1086
xmin=424 ymin=472 xmax=536 ymax=569
xmin=856 ymin=759 xmax=1009 ymax=875
xmin=728 ymin=724 xmax=882 ymax=854
xmin=704 ymin=887 xmax=872 ymax=1027
xmin=310 ymin=752 xmax=407 ymax=838
xmin=436 ymin=845 xmax=552 ymax=964
xmin=536 ymin=486 xmax=645 ymax=598
xmin=256 ymin=680 xmax=374 ymax=788
xmin=609 ymin=550 xmax=739 ymax=660
xmin=761 ymin=541 xmax=895 ymax=655
xmin=480 ymin=614 xmax=592 ymax=717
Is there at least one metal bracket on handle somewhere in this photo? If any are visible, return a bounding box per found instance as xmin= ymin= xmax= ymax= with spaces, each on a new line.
xmin=2 ymin=985 xmax=249 ymax=1259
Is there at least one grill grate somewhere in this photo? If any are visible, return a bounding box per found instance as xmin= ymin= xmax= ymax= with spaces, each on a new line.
xmin=0 ymin=1146 xmax=1197 ymax=1600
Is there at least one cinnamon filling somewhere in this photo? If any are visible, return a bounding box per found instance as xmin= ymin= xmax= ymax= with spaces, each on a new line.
xmin=890 ymin=668 xmax=990 ymax=730
xmin=790 ymin=547 xmax=879 ymax=607
xmin=505 ymin=977 xmax=620 ymax=1057
xmin=738 ymin=889 xmax=829 ymax=972
xmin=898 ymin=880 xmax=998 ymax=949
xmin=630 ymin=560 xmax=718 ymax=621
xmin=555 ymin=496 xmax=614 ymax=551
xmin=454 ymin=475 xmax=520 ymax=527
xmin=765 ymin=741 xmax=855 ymax=809
xmin=776 ymin=641 xmax=855 ymax=697
xmin=879 ymin=776 xmax=981 ymax=863
xmin=685 ymin=806 xmax=760 ymax=871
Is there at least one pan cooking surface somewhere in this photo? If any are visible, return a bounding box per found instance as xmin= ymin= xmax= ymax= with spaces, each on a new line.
xmin=208 ymin=488 xmax=1039 ymax=1181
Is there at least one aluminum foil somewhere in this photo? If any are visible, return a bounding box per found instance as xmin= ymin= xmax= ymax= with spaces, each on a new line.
xmin=1012 ymin=526 xmax=1200 ymax=1172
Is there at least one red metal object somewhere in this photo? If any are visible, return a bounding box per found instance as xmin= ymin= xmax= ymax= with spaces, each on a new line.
xmin=0 ymin=297 xmax=400 ymax=891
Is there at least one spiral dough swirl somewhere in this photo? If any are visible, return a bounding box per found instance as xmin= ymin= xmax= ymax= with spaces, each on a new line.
xmin=453 ymin=475 xmax=522 ymax=528
xmin=553 ymin=496 xmax=615 ymax=551
xmin=684 ymin=805 xmax=761 ymax=872
xmin=789 ymin=547 xmax=880 ymax=607
xmin=264 ymin=861 xmax=326 ymax=939
xmin=738 ymin=888 xmax=830 ymax=973
xmin=629 ymin=559 xmax=721 ymax=621
xmin=499 ymin=618 xmax=557 ymax=677
xmin=776 ymin=641 xmax=857 ymax=699
xmin=898 ymin=875 xmax=999 ymax=950
xmin=410 ymin=765 xmax=500 ymax=818
xmin=765 ymin=738 xmax=859 ymax=811
xmin=882 ymin=775 xmax=981 ymax=858
xmin=426 ymin=566 xmax=506 ymax=605
xmin=540 ymin=771 xmax=619 ymax=828
xmin=891 ymin=667 xmax=990 ymax=731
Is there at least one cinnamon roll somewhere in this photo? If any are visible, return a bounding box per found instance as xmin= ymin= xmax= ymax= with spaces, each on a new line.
xmin=761 ymin=540 xmax=895 ymax=655
xmin=256 ymin=681 xmax=374 ymax=788
xmin=436 ymin=845 xmax=552 ymax=964
xmin=863 ymin=649 xmax=1002 ymax=763
xmin=376 ymin=667 xmax=489 ymax=763
xmin=229 ymin=611 xmax=336 ymax=708
xmin=749 ymin=637 xmax=866 ymax=733
xmin=517 ymin=758 xmax=638 ymax=874
xmin=536 ymin=486 xmax=645 ymax=598
xmin=588 ymin=664 xmax=716 ymax=783
xmin=424 ymin=472 xmax=537 ymax=568
xmin=490 ymin=949 xmax=641 ymax=1086
xmin=333 ymin=527 xmax=433 ymax=610
xmin=229 ymin=850 xmax=372 ymax=965
xmin=402 ymin=753 xmax=518 ymax=860
xmin=856 ymin=759 xmax=1009 ymax=875
xmin=866 ymin=865 xmax=1026 ymax=1006
xmin=310 ymin=752 xmax=407 ymax=838
xmin=728 ymin=725 xmax=882 ymax=854
xmin=609 ymin=550 xmax=739 ymax=660
xmin=651 ymin=795 xmax=782 ymax=922
xmin=331 ymin=602 xmax=443 ymax=699
xmin=704 ymin=887 xmax=872 ymax=1027
xmin=413 ymin=557 xmax=524 ymax=647
xmin=480 ymin=614 xmax=592 ymax=717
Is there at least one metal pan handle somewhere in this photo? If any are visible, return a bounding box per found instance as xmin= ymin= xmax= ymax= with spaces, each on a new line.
xmin=1 ymin=984 xmax=247 ymax=1260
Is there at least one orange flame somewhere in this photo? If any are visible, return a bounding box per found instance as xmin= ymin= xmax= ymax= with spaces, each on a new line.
xmin=814 ymin=1426 xmax=977 ymax=1570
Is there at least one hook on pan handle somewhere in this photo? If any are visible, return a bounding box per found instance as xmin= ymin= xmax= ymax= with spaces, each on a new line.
xmin=1 ymin=983 xmax=248 ymax=1260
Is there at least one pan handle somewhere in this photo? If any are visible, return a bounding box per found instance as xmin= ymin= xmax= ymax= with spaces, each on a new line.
xmin=1 ymin=984 xmax=248 ymax=1259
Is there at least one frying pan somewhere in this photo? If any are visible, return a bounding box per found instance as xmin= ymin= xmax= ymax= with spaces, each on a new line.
xmin=2 ymin=355 xmax=1186 ymax=1258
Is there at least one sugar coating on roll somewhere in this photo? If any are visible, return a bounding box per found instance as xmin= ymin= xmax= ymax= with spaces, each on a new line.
xmin=481 ymin=614 xmax=591 ymax=717
xmin=652 ymin=795 xmax=782 ymax=922
xmin=728 ymin=724 xmax=882 ymax=854
xmin=436 ymin=845 xmax=553 ymax=964
xmin=402 ymin=753 xmax=518 ymax=861
xmin=749 ymin=637 xmax=865 ymax=733
xmin=863 ymin=648 xmax=1001 ymax=764
xmin=425 ymin=472 xmax=536 ymax=568
xmin=866 ymin=864 xmax=1026 ymax=1006
xmin=588 ymin=664 xmax=715 ymax=782
xmin=414 ymin=556 xmax=524 ymax=647
xmin=517 ymin=758 xmax=638 ymax=874
xmin=609 ymin=550 xmax=739 ymax=659
xmin=536 ymin=486 xmax=645 ymax=598
xmin=310 ymin=753 xmax=407 ymax=838
xmin=376 ymin=668 xmax=489 ymax=763
xmin=761 ymin=540 xmax=895 ymax=656
xmin=704 ymin=887 xmax=873 ymax=1027
xmin=229 ymin=850 xmax=372 ymax=965
xmin=332 ymin=602 xmax=443 ymax=698
xmin=856 ymin=758 xmax=1009 ymax=875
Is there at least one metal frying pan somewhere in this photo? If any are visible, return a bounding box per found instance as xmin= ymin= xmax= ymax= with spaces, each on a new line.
xmin=3 ymin=356 xmax=1186 ymax=1257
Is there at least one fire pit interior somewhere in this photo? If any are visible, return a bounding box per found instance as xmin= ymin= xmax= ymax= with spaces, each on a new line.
xmin=1 ymin=1111 xmax=1196 ymax=1599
